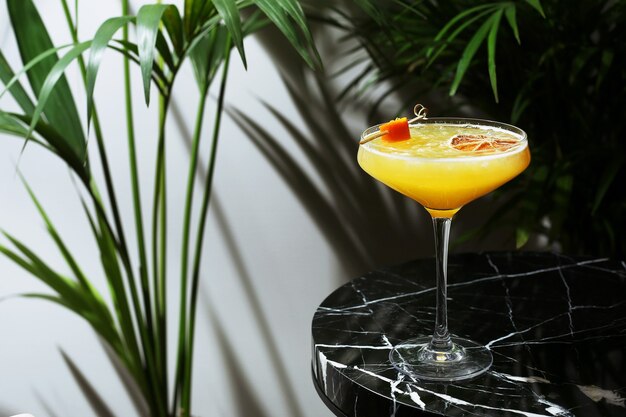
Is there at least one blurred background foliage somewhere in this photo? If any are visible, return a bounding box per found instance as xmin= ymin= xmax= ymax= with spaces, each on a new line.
xmin=309 ymin=0 xmax=625 ymax=258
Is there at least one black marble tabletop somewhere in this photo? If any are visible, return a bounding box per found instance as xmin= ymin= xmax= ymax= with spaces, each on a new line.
xmin=311 ymin=252 xmax=626 ymax=417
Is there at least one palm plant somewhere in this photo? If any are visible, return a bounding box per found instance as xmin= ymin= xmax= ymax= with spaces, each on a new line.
xmin=0 ymin=0 xmax=318 ymax=416
xmin=330 ymin=0 xmax=626 ymax=256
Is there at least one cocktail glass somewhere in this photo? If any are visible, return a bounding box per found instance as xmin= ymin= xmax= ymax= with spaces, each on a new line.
xmin=358 ymin=115 xmax=530 ymax=381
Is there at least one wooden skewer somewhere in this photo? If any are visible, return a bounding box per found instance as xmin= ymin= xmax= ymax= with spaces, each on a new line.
xmin=359 ymin=104 xmax=428 ymax=145
xmin=359 ymin=129 xmax=386 ymax=144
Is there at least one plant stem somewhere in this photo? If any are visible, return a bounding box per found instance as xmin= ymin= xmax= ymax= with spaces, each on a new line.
xmin=174 ymin=82 xmax=209 ymax=417
xmin=120 ymin=0 xmax=168 ymax=410
xmin=147 ymin=92 xmax=170 ymax=417
xmin=154 ymin=0 xmax=170 ymax=411
xmin=59 ymin=0 xmax=150 ymax=384
xmin=121 ymin=0 xmax=152 ymax=354
xmin=181 ymin=38 xmax=232 ymax=415
xmin=158 ymin=79 xmax=169 ymax=409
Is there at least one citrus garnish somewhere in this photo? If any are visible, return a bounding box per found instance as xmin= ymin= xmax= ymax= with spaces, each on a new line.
xmin=380 ymin=117 xmax=410 ymax=142
xmin=359 ymin=104 xmax=428 ymax=144
xmin=450 ymin=134 xmax=519 ymax=152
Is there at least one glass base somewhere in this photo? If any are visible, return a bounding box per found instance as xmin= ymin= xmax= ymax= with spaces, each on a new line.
xmin=389 ymin=336 xmax=493 ymax=382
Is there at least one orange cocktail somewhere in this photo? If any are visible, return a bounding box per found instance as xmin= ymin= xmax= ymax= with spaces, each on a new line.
xmin=358 ymin=122 xmax=530 ymax=217
xmin=358 ymin=112 xmax=530 ymax=382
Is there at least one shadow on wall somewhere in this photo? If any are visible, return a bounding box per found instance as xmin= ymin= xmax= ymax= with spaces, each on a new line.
xmin=238 ymin=18 xmax=527 ymax=281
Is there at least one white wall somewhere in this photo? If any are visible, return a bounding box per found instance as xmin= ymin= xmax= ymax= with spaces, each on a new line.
xmin=0 ymin=1 xmax=339 ymax=416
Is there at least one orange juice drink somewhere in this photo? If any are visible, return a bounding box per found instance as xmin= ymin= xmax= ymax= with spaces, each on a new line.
xmin=358 ymin=122 xmax=530 ymax=218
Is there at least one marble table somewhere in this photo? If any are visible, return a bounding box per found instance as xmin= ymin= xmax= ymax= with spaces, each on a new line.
xmin=311 ymin=252 xmax=626 ymax=417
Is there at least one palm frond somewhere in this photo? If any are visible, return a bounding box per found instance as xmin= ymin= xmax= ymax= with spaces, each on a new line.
xmin=7 ymin=0 xmax=86 ymax=159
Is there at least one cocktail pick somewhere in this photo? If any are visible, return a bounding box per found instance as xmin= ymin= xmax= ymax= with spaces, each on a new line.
xmin=359 ymin=104 xmax=428 ymax=144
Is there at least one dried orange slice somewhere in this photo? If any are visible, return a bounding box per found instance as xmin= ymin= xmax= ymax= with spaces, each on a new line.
xmin=380 ymin=117 xmax=410 ymax=142
xmin=450 ymin=134 xmax=519 ymax=152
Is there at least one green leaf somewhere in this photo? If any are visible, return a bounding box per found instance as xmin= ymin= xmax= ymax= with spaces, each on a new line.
xmin=242 ymin=9 xmax=270 ymax=35
xmin=184 ymin=0 xmax=215 ymax=37
xmin=184 ymin=0 xmax=196 ymax=35
xmin=136 ymin=4 xmax=174 ymax=105
xmin=189 ymin=24 xmax=235 ymax=90
xmin=487 ymin=9 xmax=503 ymax=102
xmin=426 ymin=8 xmax=497 ymax=68
xmin=272 ymin=0 xmax=312 ymax=34
xmin=0 ymin=44 xmax=72 ymax=102
xmin=12 ymin=113 xmax=88 ymax=178
xmin=213 ymin=0 xmax=247 ymax=68
xmin=0 ymin=233 xmax=87 ymax=312
xmin=109 ymin=39 xmax=169 ymax=94
xmin=189 ymin=28 xmax=217 ymax=89
xmin=427 ymin=4 xmax=498 ymax=58
xmin=449 ymin=12 xmax=496 ymax=96
xmin=252 ymin=0 xmax=321 ymax=69
xmin=24 ymin=292 xmax=117 ymax=346
xmin=155 ymin=30 xmax=176 ymax=71
xmin=504 ymin=4 xmax=520 ymax=44
xmin=275 ymin=0 xmax=321 ymax=68
xmin=21 ymin=293 xmax=100 ymax=326
xmin=525 ymin=0 xmax=546 ymax=18
xmin=19 ymin=176 xmax=94 ymax=295
xmin=162 ymin=6 xmax=184 ymax=55
xmin=0 ymin=51 xmax=35 ymax=115
xmin=86 ymin=16 xmax=134 ymax=128
xmin=0 ymin=110 xmax=31 ymax=139
xmin=25 ymin=41 xmax=91 ymax=160
xmin=7 ymin=0 xmax=86 ymax=158
xmin=0 ymin=111 xmax=50 ymax=150
xmin=516 ymin=227 xmax=530 ymax=248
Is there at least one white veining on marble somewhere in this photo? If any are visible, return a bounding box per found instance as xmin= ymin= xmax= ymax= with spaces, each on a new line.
xmin=485 ymin=311 xmax=579 ymax=349
xmin=318 ymin=351 xmax=329 ymax=393
xmin=330 ymin=258 xmax=611 ymax=313
xmin=389 ymin=373 xmax=402 ymax=414
xmin=450 ymin=258 xmax=610 ymax=289
xmin=348 ymin=365 xmax=562 ymax=417
xmin=315 ymin=343 xmax=392 ymax=350
xmin=557 ymin=266 xmax=575 ymax=335
xmin=487 ymin=254 xmax=501 ymax=274
xmin=319 ymin=351 xmax=348 ymax=393
xmin=351 ymin=280 xmax=374 ymax=313
xmin=412 ymin=384 xmax=559 ymax=417
xmin=492 ymin=371 xmax=550 ymax=384
xmin=408 ymin=391 xmax=426 ymax=409
xmin=537 ymin=397 xmax=573 ymax=416
xmin=316 ymin=306 xmax=372 ymax=316
xmin=577 ymin=385 xmax=626 ymax=407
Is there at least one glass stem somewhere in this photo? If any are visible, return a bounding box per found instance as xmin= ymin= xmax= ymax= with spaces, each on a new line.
xmin=430 ymin=217 xmax=453 ymax=352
